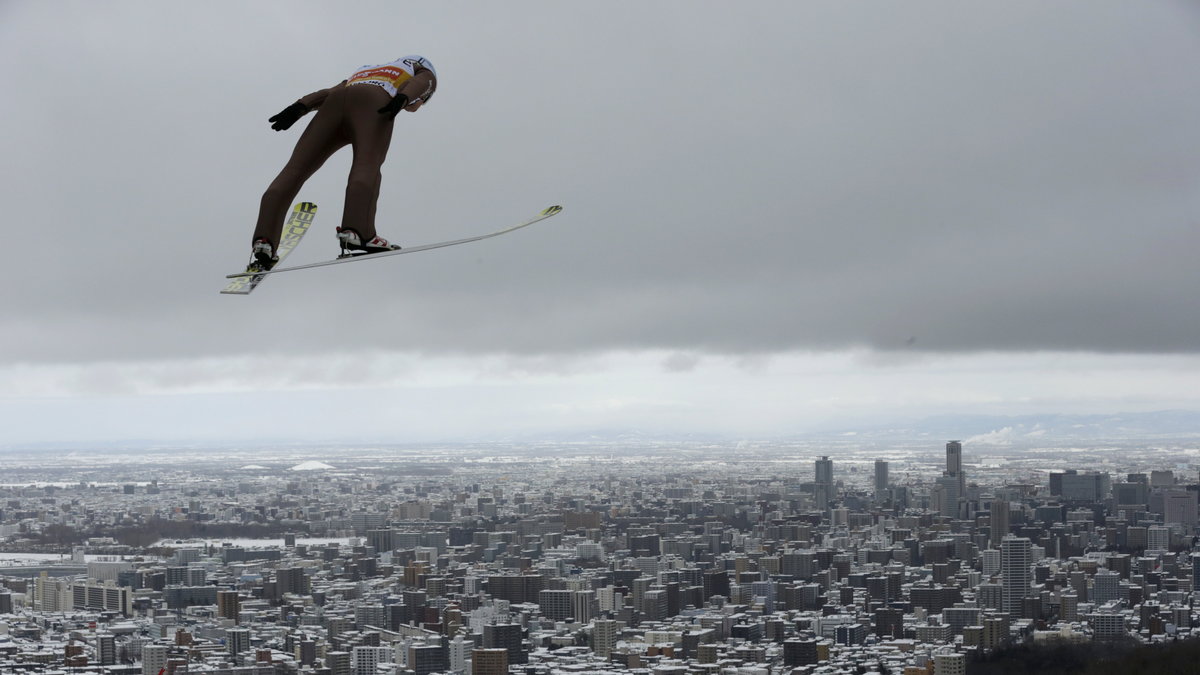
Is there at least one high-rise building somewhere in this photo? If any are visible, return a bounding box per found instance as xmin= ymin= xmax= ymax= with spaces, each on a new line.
xmin=642 ymin=588 xmax=669 ymax=621
xmin=936 ymin=475 xmax=961 ymax=519
xmin=1050 ymin=470 xmax=1071 ymax=496
xmin=783 ymin=639 xmax=819 ymax=667
xmin=217 ymin=590 xmax=240 ymax=623
xmin=815 ymin=456 xmax=833 ymax=485
xmin=448 ymin=636 xmax=470 ymax=673
xmin=815 ymin=456 xmax=833 ymax=510
xmin=946 ymin=441 xmax=965 ymax=494
xmin=572 ymin=589 xmax=596 ymax=624
xmin=142 ymin=644 xmax=168 ymax=675
xmin=1092 ymin=569 xmax=1121 ymax=605
xmin=1060 ymin=593 xmax=1079 ymax=622
xmin=353 ymin=645 xmax=391 ymax=675
xmin=487 ymin=574 xmax=543 ymax=604
xmin=327 ymin=651 xmax=351 ymax=675
xmin=275 ymin=567 xmax=310 ymax=596
xmin=471 ymin=648 xmax=509 ymax=675
xmin=226 ymin=628 xmax=250 ymax=655
xmin=1000 ymin=536 xmax=1032 ymax=614
xmin=592 ymin=619 xmax=619 ymax=658
xmin=1061 ymin=472 xmax=1110 ymax=502
xmin=408 ymin=643 xmax=448 ymax=675
xmin=1151 ymin=470 xmax=1175 ymax=487
xmin=34 ymin=573 xmax=72 ymax=613
xmin=351 ymin=511 xmax=386 ymax=535
xmin=874 ymin=460 xmax=889 ymax=503
xmin=981 ymin=549 xmax=1001 ymax=577
xmin=874 ymin=607 xmax=904 ymax=639
xmin=990 ymin=500 xmax=1011 ymax=548
xmin=483 ymin=623 xmax=526 ymax=665
xmin=1147 ymin=525 xmax=1170 ymax=551
xmin=835 ymin=623 xmax=868 ymax=645
xmin=97 ymin=633 xmax=117 ymax=665
xmin=70 ymin=579 xmax=133 ymax=616
xmin=88 ymin=560 xmax=133 ymax=583
xmin=297 ymin=640 xmax=318 ymax=666
xmin=934 ymin=652 xmax=966 ymax=675
xmin=1089 ymin=612 xmax=1126 ymax=640
xmin=944 ymin=606 xmax=982 ymax=635
xmin=539 ymin=589 xmax=574 ymax=621
xmin=1163 ymin=490 xmax=1198 ymax=526
xmin=355 ymin=604 xmax=387 ymax=631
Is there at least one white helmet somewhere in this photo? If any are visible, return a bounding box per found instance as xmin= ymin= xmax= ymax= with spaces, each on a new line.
xmin=402 ymin=55 xmax=437 ymax=103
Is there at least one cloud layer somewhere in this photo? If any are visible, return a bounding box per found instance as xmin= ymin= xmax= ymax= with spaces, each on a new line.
xmin=1 ymin=1 xmax=1197 ymax=371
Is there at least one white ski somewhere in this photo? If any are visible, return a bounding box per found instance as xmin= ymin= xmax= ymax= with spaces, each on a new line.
xmin=221 ymin=201 xmax=317 ymax=294
xmin=226 ymin=205 xmax=562 ymax=279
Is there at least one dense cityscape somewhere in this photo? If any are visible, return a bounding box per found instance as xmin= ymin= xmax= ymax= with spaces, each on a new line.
xmin=1 ymin=436 xmax=1200 ymax=675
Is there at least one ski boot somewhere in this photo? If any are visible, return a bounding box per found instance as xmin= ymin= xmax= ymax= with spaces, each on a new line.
xmin=336 ymin=227 xmax=401 ymax=257
xmin=248 ymin=238 xmax=278 ymax=271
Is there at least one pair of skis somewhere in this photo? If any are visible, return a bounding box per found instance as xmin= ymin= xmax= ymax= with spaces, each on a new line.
xmin=221 ymin=203 xmax=563 ymax=295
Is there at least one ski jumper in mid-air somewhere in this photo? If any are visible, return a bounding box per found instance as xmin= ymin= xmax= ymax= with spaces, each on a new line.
xmin=249 ymin=55 xmax=438 ymax=268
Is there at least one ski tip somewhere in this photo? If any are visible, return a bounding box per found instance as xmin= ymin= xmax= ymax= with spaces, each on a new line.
xmin=542 ymin=205 xmax=563 ymax=216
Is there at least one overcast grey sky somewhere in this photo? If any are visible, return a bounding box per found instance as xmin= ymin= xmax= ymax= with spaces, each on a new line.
xmin=1 ymin=1 xmax=1198 ymax=444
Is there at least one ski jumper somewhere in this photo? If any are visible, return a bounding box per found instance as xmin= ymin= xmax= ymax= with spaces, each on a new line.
xmin=253 ymin=56 xmax=436 ymax=249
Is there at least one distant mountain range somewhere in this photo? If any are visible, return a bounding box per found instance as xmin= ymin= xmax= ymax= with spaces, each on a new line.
xmin=492 ymin=410 xmax=1200 ymax=446
xmin=2 ymin=411 xmax=1197 ymax=453
xmin=835 ymin=410 xmax=1200 ymax=443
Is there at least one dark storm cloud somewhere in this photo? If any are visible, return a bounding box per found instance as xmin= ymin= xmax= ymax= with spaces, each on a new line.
xmin=0 ymin=0 xmax=1197 ymax=366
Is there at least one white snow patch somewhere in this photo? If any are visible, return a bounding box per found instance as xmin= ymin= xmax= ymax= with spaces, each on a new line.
xmin=965 ymin=427 xmax=1016 ymax=446
xmin=290 ymin=460 xmax=334 ymax=471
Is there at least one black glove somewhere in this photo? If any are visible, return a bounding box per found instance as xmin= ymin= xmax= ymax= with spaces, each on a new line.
xmin=377 ymin=93 xmax=409 ymax=120
xmin=268 ymin=102 xmax=308 ymax=131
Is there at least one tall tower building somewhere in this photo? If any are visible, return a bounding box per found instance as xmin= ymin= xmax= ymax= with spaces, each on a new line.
xmin=217 ymin=590 xmax=240 ymax=624
xmin=815 ymin=456 xmax=833 ymax=485
xmin=814 ymin=456 xmax=833 ymax=510
xmin=946 ymin=441 xmax=965 ymax=494
xmin=97 ymin=634 xmax=117 ymax=666
xmin=990 ymin=500 xmax=1011 ymax=548
xmin=1000 ymin=536 xmax=1032 ymax=614
xmin=874 ymin=460 xmax=889 ymax=503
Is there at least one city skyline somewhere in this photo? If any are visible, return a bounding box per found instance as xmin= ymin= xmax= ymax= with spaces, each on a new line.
xmin=2 ymin=439 xmax=1200 ymax=673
